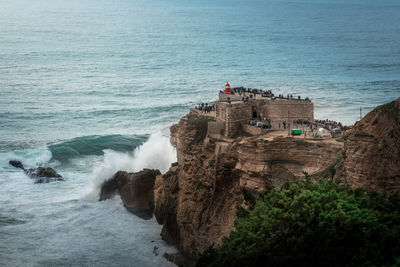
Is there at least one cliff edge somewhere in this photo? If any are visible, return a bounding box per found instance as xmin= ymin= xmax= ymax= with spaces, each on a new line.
xmin=154 ymin=111 xmax=343 ymax=260
xmin=337 ymin=98 xmax=400 ymax=193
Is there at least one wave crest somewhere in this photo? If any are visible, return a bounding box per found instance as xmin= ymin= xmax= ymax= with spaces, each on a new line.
xmin=87 ymin=132 xmax=176 ymax=200
xmin=49 ymin=134 xmax=148 ymax=162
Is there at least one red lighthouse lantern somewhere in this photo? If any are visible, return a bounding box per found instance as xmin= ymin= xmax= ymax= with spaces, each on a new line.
xmin=224 ymin=82 xmax=231 ymax=93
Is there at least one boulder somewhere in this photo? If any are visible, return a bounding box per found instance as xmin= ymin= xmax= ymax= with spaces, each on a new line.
xmin=9 ymin=160 xmax=64 ymax=183
xmin=24 ymin=167 xmax=64 ymax=183
xmin=9 ymin=160 xmax=24 ymax=170
xmin=100 ymin=169 xmax=161 ymax=220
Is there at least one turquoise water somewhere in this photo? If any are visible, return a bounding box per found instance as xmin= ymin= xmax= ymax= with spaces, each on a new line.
xmin=1 ymin=0 xmax=399 ymax=265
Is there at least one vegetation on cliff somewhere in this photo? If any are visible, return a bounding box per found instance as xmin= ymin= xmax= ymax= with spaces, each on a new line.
xmin=197 ymin=180 xmax=400 ymax=267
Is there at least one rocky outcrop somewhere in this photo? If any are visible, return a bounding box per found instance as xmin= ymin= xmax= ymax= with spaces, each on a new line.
xmin=154 ymin=112 xmax=342 ymax=260
xmin=26 ymin=167 xmax=63 ymax=183
xmin=9 ymin=160 xmax=64 ymax=183
xmin=9 ymin=160 xmax=24 ymax=170
xmin=337 ymin=98 xmax=400 ymax=193
xmin=100 ymin=169 xmax=161 ymax=219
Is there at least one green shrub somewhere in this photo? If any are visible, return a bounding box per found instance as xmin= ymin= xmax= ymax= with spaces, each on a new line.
xmin=310 ymin=156 xmax=342 ymax=180
xmin=197 ymin=180 xmax=400 ymax=267
xmin=294 ymin=139 xmax=315 ymax=147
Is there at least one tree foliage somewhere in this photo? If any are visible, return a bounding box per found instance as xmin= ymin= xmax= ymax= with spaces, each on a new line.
xmin=197 ymin=180 xmax=400 ymax=267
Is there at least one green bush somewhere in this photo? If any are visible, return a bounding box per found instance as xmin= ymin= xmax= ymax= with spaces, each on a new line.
xmin=309 ymin=156 xmax=342 ymax=180
xmin=197 ymin=180 xmax=400 ymax=267
xmin=294 ymin=139 xmax=315 ymax=147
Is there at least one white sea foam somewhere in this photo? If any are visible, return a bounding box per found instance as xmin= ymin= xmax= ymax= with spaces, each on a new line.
xmin=0 ymin=147 xmax=53 ymax=170
xmin=87 ymin=132 xmax=176 ymax=200
xmin=130 ymin=132 xmax=177 ymax=173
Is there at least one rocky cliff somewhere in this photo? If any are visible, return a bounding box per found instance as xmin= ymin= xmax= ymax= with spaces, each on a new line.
xmin=100 ymin=169 xmax=161 ymax=219
xmin=154 ymin=111 xmax=343 ymax=260
xmin=337 ymin=98 xmax=400 ymax=193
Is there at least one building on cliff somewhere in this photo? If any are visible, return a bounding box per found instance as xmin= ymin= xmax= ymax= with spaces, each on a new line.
xmin=202 ymin=86 xmax=314 ymax=138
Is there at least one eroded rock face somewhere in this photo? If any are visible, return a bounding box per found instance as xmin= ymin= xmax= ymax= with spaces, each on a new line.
xmin=337 ymin=98 xmax=400 ymax=193
xmin=100 ymin=169 xmax=161 ymax=219
xmin=154 ymin=112 xmax=342 ymax=260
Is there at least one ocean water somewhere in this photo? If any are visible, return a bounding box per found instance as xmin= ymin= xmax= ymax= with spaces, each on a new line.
xmin=0 ymin=0 xmax=399 ymax=265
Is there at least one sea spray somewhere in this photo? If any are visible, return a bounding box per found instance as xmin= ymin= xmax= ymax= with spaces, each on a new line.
xmin=0 ymin=147 xmax=53 ymax=170
xmin=88 ymin=132 xmax=176 ymax=200
xmin=130 ymin=132 xmax=176 ymax=173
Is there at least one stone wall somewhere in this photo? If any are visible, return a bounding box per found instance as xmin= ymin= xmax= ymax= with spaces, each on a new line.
xmin=207 ymin=121 xmax=225 ymax=139
xmin=259 ymin=99 xmax=314 ymax=122
xmin=218 ymin=92 xmax=244 ymax=102
xmin=216 ymin=101 xmax=254 ymax=137
xmin=241 ymin=124 xmax=272 ymax=136
xmin=215 ymin=98 xmax=314 ymax=137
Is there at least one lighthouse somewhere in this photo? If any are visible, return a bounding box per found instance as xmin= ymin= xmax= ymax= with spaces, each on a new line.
xmin=224 ymin=82 xmax=231 ymax=93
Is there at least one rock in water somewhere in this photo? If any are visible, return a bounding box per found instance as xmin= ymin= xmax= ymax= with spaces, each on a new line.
xmin=9 ymin=160 xmax=63 ymax=183
xmin=337 ymin=98 xmax=400 ymax=193
xmin=24 ymin=167 xmax=64 ymax=183
xmin=100 ymin=169 xmax=161 ymax=220
xmin=9 ymin=160 xmax=24 ymax=170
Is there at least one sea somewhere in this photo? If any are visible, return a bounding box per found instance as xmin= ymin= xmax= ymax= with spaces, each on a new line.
xmin=0 ymin=0 xmax=399 ymax=266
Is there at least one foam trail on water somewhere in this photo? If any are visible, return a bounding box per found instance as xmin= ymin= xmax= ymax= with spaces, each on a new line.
xmin=88 ymin=132 xmax=176 ymax=200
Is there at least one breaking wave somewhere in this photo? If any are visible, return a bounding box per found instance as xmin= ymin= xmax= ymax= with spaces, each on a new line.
xmin=88 ymin=132 xmax=176 ymax=200
xmin=48 ymin=134 xmax=149 ymax=163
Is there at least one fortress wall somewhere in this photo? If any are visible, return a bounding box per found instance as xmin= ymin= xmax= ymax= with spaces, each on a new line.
xmin=241 ymin=124 xmax=271 ymax=136
xmin=225 ymin=102 xmax=253 ymax=137
xmin=216 ymin=102 xmax=253 ymax=121
xmin=260 ymin=99 xmax=314 ymax=122
xmin=216 ymin=101 xmax=254 ymax=137
xmin=207 ymin=121 xmax=225 ymax=139
xmin=218 ymin=92 xmax=243 ymax=102
xmin=215 ymin=102 xmax=227 ymax=120
xmin=215 ymin=98 xmax=314 ymax=137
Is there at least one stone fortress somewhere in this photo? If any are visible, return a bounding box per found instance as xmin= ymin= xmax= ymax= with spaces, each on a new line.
xmin=196 ymin=83 xmax=315 ymax=138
